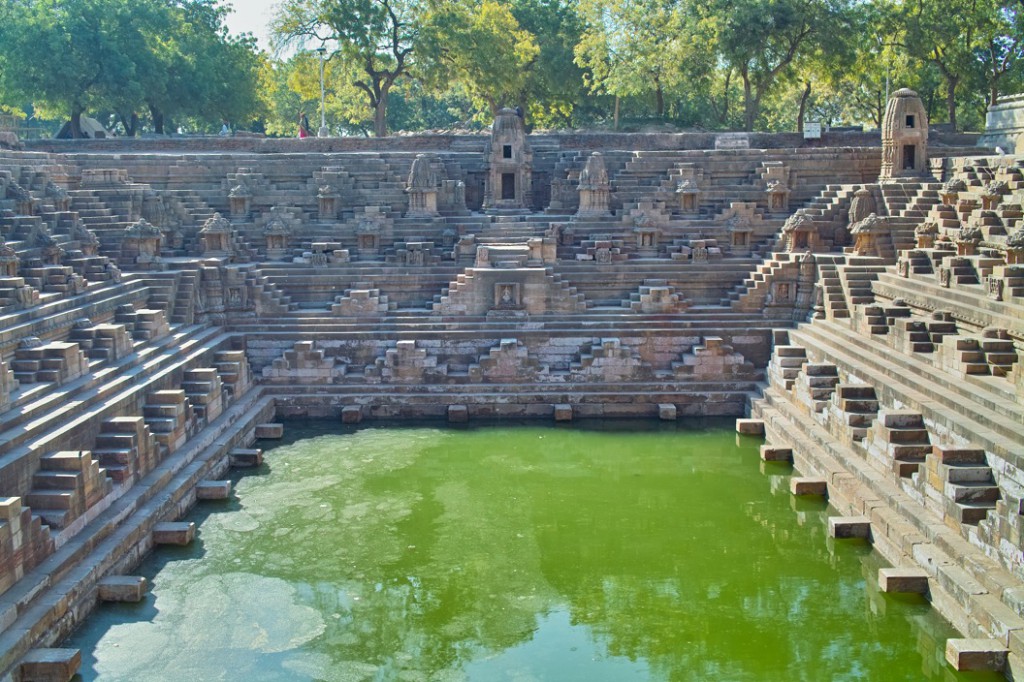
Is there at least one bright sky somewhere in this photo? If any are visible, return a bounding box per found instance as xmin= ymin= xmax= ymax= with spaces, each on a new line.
xmin=221 ymin=0 xmax=279 ymax=51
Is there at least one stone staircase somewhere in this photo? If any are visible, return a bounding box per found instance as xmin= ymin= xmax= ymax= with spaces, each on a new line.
xmin=24 ymin=451 xmax=112 ymax=530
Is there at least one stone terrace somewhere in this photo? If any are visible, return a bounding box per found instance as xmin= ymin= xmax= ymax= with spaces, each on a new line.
xmin=0 ymin=115 xmax=1020 ymax=680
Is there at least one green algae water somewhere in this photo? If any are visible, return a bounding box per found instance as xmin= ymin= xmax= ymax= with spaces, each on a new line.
xmin=66 ymin=421 xmax=1001 ymax=681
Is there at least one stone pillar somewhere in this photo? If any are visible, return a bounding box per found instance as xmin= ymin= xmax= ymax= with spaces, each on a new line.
xmin=575 ymin=152 xmax=611 ymax=218
xmin=405 ymin=154 xmax=441 ymax=218
xmin=229 ymin=184 xmax=251 ymax=219
xmin=318 ymin=185 xmax=338 ymax=220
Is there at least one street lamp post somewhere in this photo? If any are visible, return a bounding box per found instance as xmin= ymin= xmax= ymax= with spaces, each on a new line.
xmin=317 ymin=47 xmax=329 ymax=138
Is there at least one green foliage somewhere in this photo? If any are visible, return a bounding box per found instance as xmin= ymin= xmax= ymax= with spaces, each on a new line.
xmin=418 ymin=0 xmax=539 ymax=118
xmin=272 ymin=0 xmax=420 ymax=136
xmin=1 ymin=0 xmax=1018 ymax=136
xmin=0 ymin=0 xmax=263 ymax=136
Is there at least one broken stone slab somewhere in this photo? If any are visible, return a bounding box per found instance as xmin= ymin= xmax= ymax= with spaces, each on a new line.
xmin=735 ymin=418 xmax=765 ymax=435
xmin=153 ymin=521 xmax=195 ymax=546
xmin=554 ymin=404 xmax=573 ymax=421
xmin=254 ymin=423 xmax=283 ymax=439
xmin=945 ymin=638 xmax=1007 ymax=672
xmin=828 ymin=515 xmax=871 ymax=539
xmin=98 ymin=576 xmax=149 ymax=602
xmin=229 ymin=448 xmax=263 ymax=468
xmin=658 ymin=403 xmax=677 ymax=420
xmin=878 ymin=567 xmax=930 ymax=594
xmin=760 ymin=445 xmax=792 ymax=462
xmin=790 ymin=477 xmax=827 ymax=496
xmin=196 ymin=480 xmax=232 ymax=500
xmin=341 ymin=405 xmax=363 ymax=424
xmin=447 ymin=405 xmax=468 ymax=423
xmin=20 ymin=648 xmax=81 ymax=682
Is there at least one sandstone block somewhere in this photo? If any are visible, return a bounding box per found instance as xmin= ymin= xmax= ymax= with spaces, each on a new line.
xmin=554 ymin=404 xmax=573 ymax=421
xmin=98 ymin=576 xmax=148 ymax=602
xmin=735 ymin=419 xmax=764 ymax=435
xmin=20 ymin=649 xmax=81 ymax=682
xmin=945 ymin=638 xmax=1007 ymax=672
xmin=658 ymin=403 xmax=677 ymax=420
xmin=255 ymin=423 xmax=283 ymax=439
xmin=341 ymin=406 xmax=363 ymax=424
xmin=448 ymin=405 xmax=468 ymax=423
xmin=878 ymin=567 xmax=930 ymax=593
xmin=828 ymin=516 xmax=871 ymax=539
xmin=229 ymin=449 xmax=263 ymax=468
xmin=196 ymin=480 xmax=232 ymax=500
xmin=790 ymin=478 xmax=827 ymax=496
xmin=153 ymin=522 xmax=195 ymax=546
xmin=760 ymin=445 xmax=792 ymax=462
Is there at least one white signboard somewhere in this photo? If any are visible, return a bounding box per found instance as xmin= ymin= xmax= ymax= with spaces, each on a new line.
xmin=804 ymin=122 xmax=822 ymax=139
xmin=715 ymin=133 xmax=749 ymax=150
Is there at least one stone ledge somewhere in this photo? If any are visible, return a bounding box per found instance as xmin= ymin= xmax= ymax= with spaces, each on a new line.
xmin=98 ymin=576 xmax=148 ymax=602
xmin=878 ymin=567 xmax=930 ymax=593
xmin=945 ymin=638 xmax=1007 ymax=672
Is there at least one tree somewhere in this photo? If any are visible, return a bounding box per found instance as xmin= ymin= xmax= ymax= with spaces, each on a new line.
xmin=697 ymin=0 xmax=850 ymax=131
xmin=509 ymin=0 xmax=590 ymax=127
xmin=142 ymin=1 xmax=264 ymax=134
xmin=0 ymin=0 xmax=149 ymax=137
xmin=575 ymin=0 xmax=697 ymax=123
xmin=272 ymin=0 xmax=420 ymax=137
xmin=419 ymin=0 xmax=539 ymax=117
xmin=892 ymin=0 xmax=1019 ymax=129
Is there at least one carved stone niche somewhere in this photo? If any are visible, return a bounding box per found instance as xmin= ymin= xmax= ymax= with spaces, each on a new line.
xmin=981 ymin=180 xmax=1008 ymax=210
xmin=263 ymin=217 xmax=291 ymax=260
xmin=727 ymin=215 xmax=753 ymax=253
xmin=850 ymin=213 xmax=888 ymax=257
xmin=405 ymin=154 xmax=441 ymax=218
xmin=915 ymin=220 xmax=938 ymax=248
xmin=198 ymin=213 xmax=233 ymax=255
xmin=1006 ymin=226 xmax=1024 ymax=264
xmin=229 ymin=183 xmax=252 ymax=218
xmin=45 ymin=181 xmax=70 ymax=212
xmin=494 ymin=282 xmax=522 ymax=309
xmin=318 ymin=184 xmax=339 ymax=220
xmin=781 ymin=210 xmax=819 ymax=252
xmin=987 ymin=276 xmax=1004 ymax=301
xmin=121 ymin=219 xmax=163 ymax=268
xmin=0 ymin=239 xmax=19 ymax=277
xmin=940 ymin=178 xmax=966 ymax=206
xmin=576 ymin=152 xmax=611 ymax=218
xmin=956 ymin=226 xmax=983 ymax=256
xmin=677 ymin=180 xmax=701 ymax=214
xmin=765 ymin=180 xmax=790 ymax=213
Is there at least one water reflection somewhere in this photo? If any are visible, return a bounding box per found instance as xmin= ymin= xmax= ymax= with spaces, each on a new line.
xmin=65 ymin=421 xmax=1000 ymax=681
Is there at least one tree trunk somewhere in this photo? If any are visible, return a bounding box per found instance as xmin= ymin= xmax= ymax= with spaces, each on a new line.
xmin=741 ymin=72 xmax=755 ymax=131
xmin=946 ymin=74 xmax=958 ymax=131
xmin=373 ymin=83 xmax=391 ymax=138
xmin=71 ymin=104 xmax=84 ymax=139
xmin=119 ymin=112 xmax=139 ymax=137
xmin=614 ymin=96 xmax=620 ymax=130
xmin=719 ymin=70 xmax=731 ymax=125
xmin=991 ymin=84 xmax=1000 ymax=107
xmin=797 ymin=80 xmax=812 ymax=133
xmin=654 ymin=78 xmax=664 ymax=118
xmin=149 ymin=104 xmax=165 ymax=135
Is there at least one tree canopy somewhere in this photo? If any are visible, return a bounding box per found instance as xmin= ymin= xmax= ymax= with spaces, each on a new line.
xmin=0 ymin=0 xmax=1019 ymax=137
